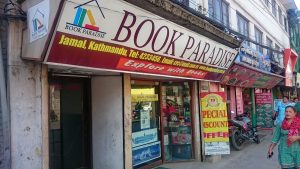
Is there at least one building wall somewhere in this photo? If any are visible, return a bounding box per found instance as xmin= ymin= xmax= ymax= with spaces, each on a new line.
xmin=92 ymin=76 xmax=124 ymax=169
xmin=0 ymin=1 xmax=8 ymax=168
xmin=8 ymin=19 xmax=44 ymax=169
xmin=199 ymin=0 xmax=290 ymax=66
xmin=229 ymin=0 xmax=289 ymax=48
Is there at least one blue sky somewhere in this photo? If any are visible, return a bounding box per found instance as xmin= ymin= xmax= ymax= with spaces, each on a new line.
xmin=296 ymin=0 xmax=300 ymax=9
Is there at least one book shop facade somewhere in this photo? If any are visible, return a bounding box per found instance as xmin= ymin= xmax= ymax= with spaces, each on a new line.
xmin=42 ymin=0 xmax=240 ymax=169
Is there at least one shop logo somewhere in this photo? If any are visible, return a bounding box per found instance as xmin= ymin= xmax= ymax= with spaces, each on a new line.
xmin=207 ymin=95 xmax=220 ymax=107
xmin=65 ymin=0 xmax=106 ymax=38
xmin=32 ymin=9 xmax=47 ymax=34
xmin=73 ymin=7 xmax=99 ymax=31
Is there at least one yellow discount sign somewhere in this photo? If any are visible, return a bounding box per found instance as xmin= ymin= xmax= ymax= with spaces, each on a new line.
xmin=201 ymin=92 xmax=229 ymax=142
xmin=201 ymin=92 xmax=230 ymax=155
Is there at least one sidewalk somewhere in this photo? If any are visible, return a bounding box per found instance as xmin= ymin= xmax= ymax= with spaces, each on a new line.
xmin=154 ymin=130 xmax=280 ymax=169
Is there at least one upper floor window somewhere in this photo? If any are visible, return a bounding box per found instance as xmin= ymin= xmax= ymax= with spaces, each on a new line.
xmin=274 ymin=44 xmax=282 ymax=66
xmin=272 ymin=0 xmax=277 ymax=17
xmin=278 ymin=7 xmax=283 ymax=25
xmin=266 ymin=37 xmax=273 ymax=56
xmin=284 ymin=17 xmax=288 ymax=32
xmin=176 ymin=0 xmax=189 ymax=7
xmin=264 ymin=0 xmax=269 ymax=7
xmin=208 ymin=0 xmax=229 ymax=27
xmin=255 ymin=27 xmax=263 ymax=53
xmin=237 ymin=13 xmax=249 ymax=38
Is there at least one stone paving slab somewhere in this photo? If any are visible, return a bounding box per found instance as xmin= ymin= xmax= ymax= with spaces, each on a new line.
xmin=154 ymin=130 xmax=280 ymax=169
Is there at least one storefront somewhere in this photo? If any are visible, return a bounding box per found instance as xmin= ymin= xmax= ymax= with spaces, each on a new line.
xmin=221 ymin=43 xmax=284 ymax=128
xmin=131 ymin=80 xmax=195 ymax=168
xmin=42 ymin=0 xmax=240 ymax=168
xmin=272 ymin=49 xmax=298 ymax=105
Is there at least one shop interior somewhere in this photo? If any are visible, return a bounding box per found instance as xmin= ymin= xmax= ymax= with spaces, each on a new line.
xmin=131 ymin=79 xmax=194 ymax=168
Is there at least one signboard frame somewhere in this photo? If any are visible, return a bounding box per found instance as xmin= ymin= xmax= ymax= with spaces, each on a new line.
xmin=44 ymin=0 xmax=238 ymax=81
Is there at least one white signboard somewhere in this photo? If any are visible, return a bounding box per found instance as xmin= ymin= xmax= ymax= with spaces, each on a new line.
xmin=47 ymin=0 xmax=238 ymax=70
xmin=132 ymin=128 xmax=158 ymax=147
xmin=204 ymin=142 xmax=230 ymax=155
xmin=28 ymin=0 xmax=49 ymax=42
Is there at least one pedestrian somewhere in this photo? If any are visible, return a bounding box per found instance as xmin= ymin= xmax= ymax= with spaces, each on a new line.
xmin=268 ymin=106 xmax=300 ymax=169
xmin=291 ymin=98 xmax=299 ymax=106
xmin=293 ymin=98 xmax=300 ymax=116
xmin=273 ymin=96 xmax=293 ymax=126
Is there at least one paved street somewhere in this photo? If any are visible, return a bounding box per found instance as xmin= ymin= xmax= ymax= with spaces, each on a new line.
xmin=155 ymin=130 xmax=280 ymax=169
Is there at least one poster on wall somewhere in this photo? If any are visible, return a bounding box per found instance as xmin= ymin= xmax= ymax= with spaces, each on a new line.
xmin=132 ymin=128 xmax=158 ymax=147
xmin=132 ymin=141 xmax=161 ymax=166
xmin=45 ymin=0 xmax=238 ymax=81
xmin=255 ymin=93 xmax=273 ymax=128
xmin=140 ymin=109 xmax=150 ymax=129
xmin=200 ymin=92 xmax=230 ymax=155
xmin=235 ymin=87 xmax=244 ymax=115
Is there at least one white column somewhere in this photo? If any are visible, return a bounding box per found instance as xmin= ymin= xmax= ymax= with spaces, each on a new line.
xmin=8 ymin=19 xmax=44 ymax=169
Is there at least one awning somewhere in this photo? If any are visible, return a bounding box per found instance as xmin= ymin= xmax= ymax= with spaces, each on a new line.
xmin=220 ymin=63 xmax=284 ymax=89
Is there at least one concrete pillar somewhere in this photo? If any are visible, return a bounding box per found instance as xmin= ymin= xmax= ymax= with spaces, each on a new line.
xmin=123 ymin=74 xmax=132 ymax=169
xmin=8 ymin=19 xmax=44 ymax=169
xmin=41 ymin=65 xmax=49 ymax=169
xmin=91 ymin=75 xmax=124 ymax=169
xmin=192 ymin=81 xmax=201 ymax=161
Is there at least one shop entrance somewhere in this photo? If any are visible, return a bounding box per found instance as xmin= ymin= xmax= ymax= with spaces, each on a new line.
xmin=131 ymin=80 xmax=194 ymax=168
xmin=49 ymin=76 xmax=91 ymax=169
xmin=131 ymin=81 xmax=162 ymax=168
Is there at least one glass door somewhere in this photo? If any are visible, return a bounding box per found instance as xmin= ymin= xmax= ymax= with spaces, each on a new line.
xmin=161 ymin=82 xmax=193 ymax=161
xmin=131 ymin=83 xmax=161 ymax=168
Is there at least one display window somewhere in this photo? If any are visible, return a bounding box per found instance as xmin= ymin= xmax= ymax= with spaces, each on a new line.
xmin=161 ymin=82 xmax=194 ymax=161
xmin=131 ymin=83 xmax=161 ymax=168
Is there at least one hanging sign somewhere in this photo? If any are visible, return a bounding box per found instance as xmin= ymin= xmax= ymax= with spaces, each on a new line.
xmin=28 ymin=0 xmax=50 ymax=42
xmin=131 ymin=94 xmax=158 ymax=102
xmin=235 ymin=87 xmax=243 ymax=115
xmin=45 ymin=0 xmax=238 ymax=81
xmin=200 ymin=92 xmax=230 ymax=155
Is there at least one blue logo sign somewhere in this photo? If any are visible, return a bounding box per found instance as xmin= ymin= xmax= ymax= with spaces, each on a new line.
xmin=132 ymin=141 xmax=161 ymax=166
xmin=236 ymin=44 xmax=271 ymax=72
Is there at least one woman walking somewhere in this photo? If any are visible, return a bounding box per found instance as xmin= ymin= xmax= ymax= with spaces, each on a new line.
xmin=268 ymin=106 xmax=300 ymax=169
